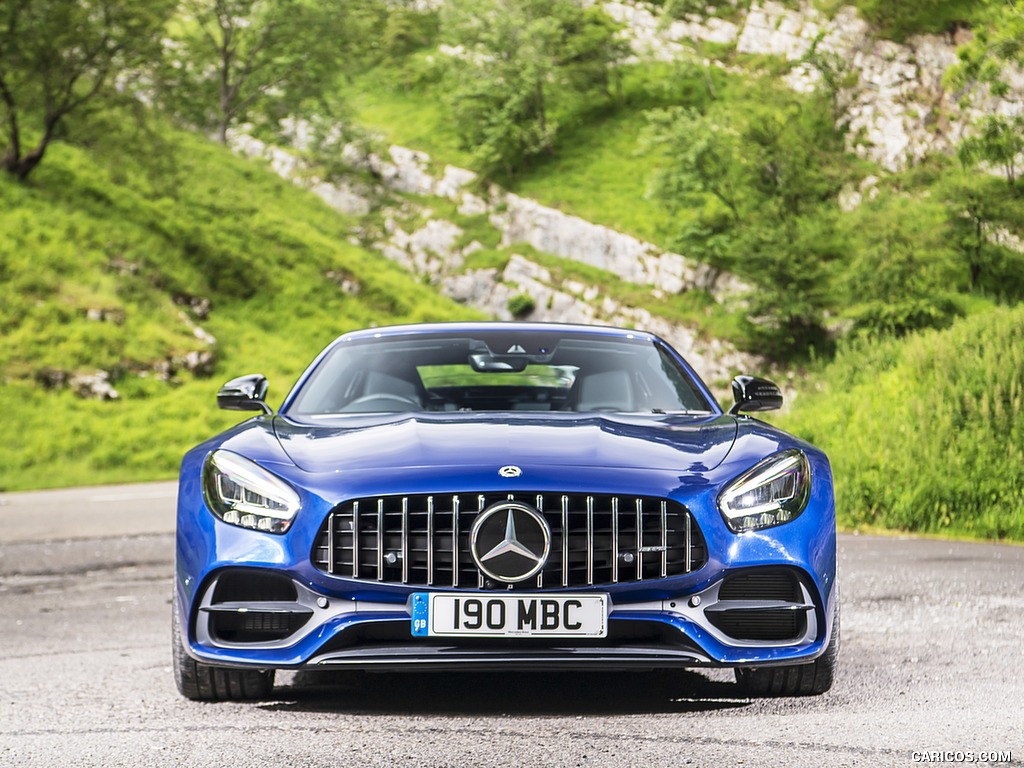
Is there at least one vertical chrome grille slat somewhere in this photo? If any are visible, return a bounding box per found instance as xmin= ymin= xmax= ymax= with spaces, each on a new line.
xmin=478 ymin=495 xmax=486 ymax=589
xmin=401 ymin=497 xmax=409 ymax=584
xmin=352 ymin=501 xmax=360 ymax=579
xmin=376 ymin=498 xmax=384 ymax=581
xmin=427 ymin=495 xmax=434 ymax=587
xmin=327 ymin=508 xmax=335 ymax=575
xmin=317 ymin=493 xmax=705 ymax=588
xmin=686 ymin=511 xmax=692 ymax=573
xmin=586 ymin=495 xmax=594 ymax=586
xmin=536 ymin=495 xmax=544 ymax=589
xmin=452 ymin=495 xmax=460 ymax=588
xmin=561 ymin=495 xmax=569 ymax=588
xmin=612 ymin=497 xmax=619 ymax=583
xmin=635 ymin=498 xmax=643 ymax=580
xmin=661 ymin=500 xmax=668 ymax=579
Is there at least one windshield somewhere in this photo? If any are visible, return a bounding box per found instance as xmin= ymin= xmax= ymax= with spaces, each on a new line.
xmin=287 ymin=331 xmax=712 ymax=415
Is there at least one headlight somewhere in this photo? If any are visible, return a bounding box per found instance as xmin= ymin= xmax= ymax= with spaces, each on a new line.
xmin=202 ymin=450 xmax=301 ymax=534
xmin=718 ymin=449 xmax=810 ymax=533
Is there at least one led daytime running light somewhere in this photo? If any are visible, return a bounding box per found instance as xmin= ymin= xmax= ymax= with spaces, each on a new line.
xmin=202 ymin=450 xmax=300 ymax=534
xmin=718 ymin=449 xmax=810 ymax=533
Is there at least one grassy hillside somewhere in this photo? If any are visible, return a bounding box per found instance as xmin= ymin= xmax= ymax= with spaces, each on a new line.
xmin=0 ymin=122 xmax=478 ymax=492
xmin=777 ymin=307 xmax=1024 ymax=541
xmin=5 ymin=1 xmax=1024 ymax=545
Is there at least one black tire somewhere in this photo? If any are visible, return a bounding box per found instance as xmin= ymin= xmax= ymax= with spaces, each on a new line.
xmin=172 ymin=591 xmax=275 ymax=701
xmin=734 ymin=598 xmax=840 ymax=697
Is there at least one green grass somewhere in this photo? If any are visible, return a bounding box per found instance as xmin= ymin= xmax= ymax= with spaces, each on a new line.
xmin=0 ymin=121 xmax=479 ymax=492
xmin=777 ymin=307 xmax=1024 ymax=542
xmin=344 ymin=60 xmax=731 ymax=247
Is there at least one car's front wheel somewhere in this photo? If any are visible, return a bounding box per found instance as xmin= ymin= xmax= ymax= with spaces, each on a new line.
xmin=172 ymin=592 xmax=275 ymax=701
xmin=734 ymin=598 xmax=840 ymax=697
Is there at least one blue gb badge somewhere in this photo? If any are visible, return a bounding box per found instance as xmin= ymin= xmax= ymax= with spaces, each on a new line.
xmin=411 ymin=593 xmax=430 ymax=637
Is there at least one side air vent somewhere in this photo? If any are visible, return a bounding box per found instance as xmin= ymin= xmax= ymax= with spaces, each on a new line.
xmin=197 ymin=569 xmax=312 ymax=645
xmin=704 ymin=569 xmax=814 ymax=644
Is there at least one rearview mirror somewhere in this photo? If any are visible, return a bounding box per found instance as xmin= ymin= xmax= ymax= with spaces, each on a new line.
xmin=217 ymin=374 xmax=272 ymax=414
xmin=729 ymin=375 xmax=783 ymax=415
xmin=468 ymin=353 xmax=530 ymax=373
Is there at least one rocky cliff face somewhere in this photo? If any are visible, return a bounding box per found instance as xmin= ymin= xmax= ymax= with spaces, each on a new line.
xmin=364 ymin=145 xmax=759 ymax=385
xmin=232 ymin=1 xmax=1024 ymax=389
xmin=605 ymin=0 xmax=1024 ymax=172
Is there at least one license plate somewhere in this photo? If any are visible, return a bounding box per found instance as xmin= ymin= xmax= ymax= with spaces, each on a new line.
xmin=411 ymin=593 xmax=608 ymax=638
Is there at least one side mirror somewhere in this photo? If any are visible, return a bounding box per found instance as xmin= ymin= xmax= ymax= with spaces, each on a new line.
xmin=729 ymin=375 xmax=783 ymax=415
xmin=217 ymin=374 xmax=272 ymax=414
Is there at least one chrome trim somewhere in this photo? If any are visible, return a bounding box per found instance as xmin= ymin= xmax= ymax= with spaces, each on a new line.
xmin=193 ymin=575 xmax=392 ymax=652
xmin=427 ymin=495 xmax=434 ymax=587
xmin=401 ymin=497 xmax=409 ymax=584
xmin=469 ymin=501 xmax=551 ymax=583
xmin=309 ymin=647 xmax=714 ymax=669
xmin=376 ymin=498 xmax=384 ymax=581
xmin=314 ymin=492 xmax=706 ymax=588
xmin=536 ymin=494 xmax=544 ymax=589
xmin=352 ymin=501 xmax=359 ymax=579
xmin=586 ymin=495 xmax=594 ymax=586
xmin=327 ymin=510 xmax=335 ymax=575
xmin=686 ymin=513 xmax=692 ymax=573
xmin=611 ymin=497 xmax=619 ymax=583
xmin=660 ymin=500 xmax=668 ymax=579
xmin=659 ymin=575 xmax=819 ymax=649
xmin=451 ymin=495 xmax=460 ymax=588
xmin=635 ymin=498 xmax=643 ymax=580
xmin=561 ymin=494 xmax=569 ymax=588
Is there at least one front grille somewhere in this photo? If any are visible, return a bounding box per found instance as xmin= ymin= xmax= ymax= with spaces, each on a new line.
xmin=312 ymin=492 xmax=707 ymax=589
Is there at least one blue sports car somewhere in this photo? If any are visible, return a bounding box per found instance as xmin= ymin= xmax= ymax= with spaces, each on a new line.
xmin=173 ymin=322 xmax=838 ymax=700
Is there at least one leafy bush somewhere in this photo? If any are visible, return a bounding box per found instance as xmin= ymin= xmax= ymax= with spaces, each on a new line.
xmin=507 ymin=293 xmax=537 ymax=318
xmin=853 ymin=0 xmax=980 ymax=40
xmin=835 ymin=191 xmax=966 ymax=336
xmin=778 ymin=307 xmax=1024 ymax=541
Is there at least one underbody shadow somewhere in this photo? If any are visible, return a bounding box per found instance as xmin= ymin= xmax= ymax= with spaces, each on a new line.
xmin=259 ymin=669 xmax=752 ymax=715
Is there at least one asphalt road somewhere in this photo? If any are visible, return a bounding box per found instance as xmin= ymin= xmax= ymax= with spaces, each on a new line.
xmin=0 ymin=484 xmax=1021 ymax=767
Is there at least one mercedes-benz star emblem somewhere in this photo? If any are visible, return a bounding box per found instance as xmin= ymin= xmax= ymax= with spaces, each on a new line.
xmin=498 ymin=465 xmax=522 ymax=478
xmin=470 ymin=502 xmax=550 ymax=583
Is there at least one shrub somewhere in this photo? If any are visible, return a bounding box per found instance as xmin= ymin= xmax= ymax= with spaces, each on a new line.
xmin=778 ymin=306 xmax=1024 ymax=541
xmin=507 ymin=293 xmax=536 ymax=319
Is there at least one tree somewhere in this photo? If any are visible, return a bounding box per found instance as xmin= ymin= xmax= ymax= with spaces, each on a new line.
xmin=0 ymin=0 xmax=173 ymax=180
xmin=441 ymin=0 xmax=626 ymax=177
xmin=943 ymin=3 xmax=1024 ymax=197
xmin=946 ymin=1 xmax=1024 ymax=101
xmin=957 ymin=114 xmax=1024 ymax=195
xmin=838 ymin=193 xmax=963 ymax=336
xmin=158 ymin=0 xmax=383 ymax=144
xmin=644 ymin=93 xmax=843 ymax=358
xmin=939 ymin=168 xmax=1024 ymax=299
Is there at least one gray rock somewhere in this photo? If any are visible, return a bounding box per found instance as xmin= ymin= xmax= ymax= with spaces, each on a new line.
xmin=70 ymin=371 xmax=119 ymax=401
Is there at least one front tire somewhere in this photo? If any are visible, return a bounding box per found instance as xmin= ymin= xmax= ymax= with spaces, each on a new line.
xmin=734 ymin=598 xmax=840 ymax=697
xmin=172 ymin=591 xmax=275 ymax=701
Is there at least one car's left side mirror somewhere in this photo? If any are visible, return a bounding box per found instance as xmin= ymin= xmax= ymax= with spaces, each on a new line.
xmin=729 ymin=375 xmax=783 ymax=415
xmin=217 ymin=374 xmax=273 ymax=414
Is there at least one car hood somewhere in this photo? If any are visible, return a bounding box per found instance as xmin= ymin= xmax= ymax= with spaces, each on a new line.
xmin=272 ymin=413 xmax=738 ymax=475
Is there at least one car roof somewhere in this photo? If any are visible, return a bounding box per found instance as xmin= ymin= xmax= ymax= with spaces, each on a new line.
xmin=335 ymin=321 xmax=663 ymax=344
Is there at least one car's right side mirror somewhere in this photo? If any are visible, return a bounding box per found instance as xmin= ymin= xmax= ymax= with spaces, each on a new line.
xmin=729 ymin=375 xmax=783 ymax=415
xmin=217 ymin=374 xmax=272 ymax=414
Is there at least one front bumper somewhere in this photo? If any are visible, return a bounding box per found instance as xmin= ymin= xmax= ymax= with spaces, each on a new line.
xmin=178 ymin=564 xmax=835 ymax=671
xmin=175 ymin=453 xmax=837 ymax=672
